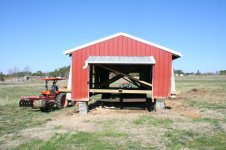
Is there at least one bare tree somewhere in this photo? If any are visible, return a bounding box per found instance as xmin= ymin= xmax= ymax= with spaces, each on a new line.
xmin=8 ymin=69 xmax=13 ymax=76
xmin=13 ymin=66 xmax=19 ymax=75
xmin=23 ymin=66 xmax=31 ymax=75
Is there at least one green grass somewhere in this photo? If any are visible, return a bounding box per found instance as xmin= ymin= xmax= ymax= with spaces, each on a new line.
xmin=175 ymin=75 xmax=226 ymax=91
xmin=17 ymin=130 xmax=226 ymax=150
xmin=15 ymin=130 xmax=128 ymax=150
xmin=187 ymin=132 xmax=226 ymax=149
xmin=187 ymin=100 xmax=226 ymax=111
xmin=165 ymin=129 xmax=226 ymax=150
xmin=133 ymin=115 xmax=173 ymax=127
xmin=165 ymin=129 xmax=197 ymax=149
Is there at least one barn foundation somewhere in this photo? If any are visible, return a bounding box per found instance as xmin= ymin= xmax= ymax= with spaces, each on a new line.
xmin=155 ymin=98 xmax=165 ymax=110
xmin=79 ymin=102 xmax=88 ymax=114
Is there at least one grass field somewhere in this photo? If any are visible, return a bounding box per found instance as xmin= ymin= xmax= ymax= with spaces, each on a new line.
xmin=0 ymin=75 xmax=226 ymax=150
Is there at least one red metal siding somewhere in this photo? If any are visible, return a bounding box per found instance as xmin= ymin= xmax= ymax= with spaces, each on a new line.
xmin=71 ymin=35 xmax=172 ymax=101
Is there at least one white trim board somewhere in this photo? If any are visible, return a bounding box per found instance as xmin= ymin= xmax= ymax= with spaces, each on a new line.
xmin=63 ymin=32 xmax=182 ymax=58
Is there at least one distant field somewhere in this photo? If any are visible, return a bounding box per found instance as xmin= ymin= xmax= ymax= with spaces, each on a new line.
xmin=0 ymin=75 xmax=226 ymax=150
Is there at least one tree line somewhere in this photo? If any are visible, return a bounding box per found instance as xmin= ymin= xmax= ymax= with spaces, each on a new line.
xmin=0 ymin=65 xmax=70 ymax=81
xmin=174 ymin=69 xmax=226 ymax=75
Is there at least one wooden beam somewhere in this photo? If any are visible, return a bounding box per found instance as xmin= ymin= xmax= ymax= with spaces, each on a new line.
xmin=122 ymin=76 xmax=140 ymax=88
xmin=59 ymin=88 xmax=71 ymax=93
xmin=100 ymin=98 xmax=146 ymax=102
xmin=97 ymin=64 xmax=152 ymax=87
xmin=90 ymin=89 xmax=152 ymax=94
xmin=96 ymin=66 xmax=140 ymax=88
xmin=97 ymin=74 xmax=123 ymax=88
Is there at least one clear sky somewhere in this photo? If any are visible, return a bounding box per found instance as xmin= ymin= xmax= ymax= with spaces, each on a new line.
xmin=0 ymin=0 xmax=225 ymax=74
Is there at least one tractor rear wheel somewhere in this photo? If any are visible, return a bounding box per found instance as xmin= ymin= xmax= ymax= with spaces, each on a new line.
xmin=55 ymin=93 xmax=68 ymax=109
xmin=40 ymin=101 xmax=55 ymax=112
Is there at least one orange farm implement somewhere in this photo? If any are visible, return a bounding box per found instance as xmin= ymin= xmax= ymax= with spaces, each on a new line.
xmin=19 ymin=77 xmax=72 ymax=112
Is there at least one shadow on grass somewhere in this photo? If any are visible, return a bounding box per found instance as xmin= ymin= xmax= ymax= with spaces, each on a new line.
xmin=89 ymin=99 xmax=156 ymax=112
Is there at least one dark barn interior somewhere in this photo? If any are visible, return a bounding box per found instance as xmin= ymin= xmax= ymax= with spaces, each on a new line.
xmin=88 ymin=57 xmax=155 ymax=109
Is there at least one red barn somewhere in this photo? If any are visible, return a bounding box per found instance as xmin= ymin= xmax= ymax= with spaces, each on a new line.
xmin=64 ymin=33 xmax=181 ymax=112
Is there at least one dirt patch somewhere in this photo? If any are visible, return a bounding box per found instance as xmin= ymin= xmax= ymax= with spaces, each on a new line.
xmin=177 ymin=88 xmax=226 ymax=103
xmin=165 ymin=99 xmax=201 ymax=119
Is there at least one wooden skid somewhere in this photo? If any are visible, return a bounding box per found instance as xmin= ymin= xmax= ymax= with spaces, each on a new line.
xmin=90 ymin=89 xmax=152 ymax=94
xmin=100 ymin=98 xmax=146 ymax=102
xmin=58 ymin=88 xmax=71 ymax=93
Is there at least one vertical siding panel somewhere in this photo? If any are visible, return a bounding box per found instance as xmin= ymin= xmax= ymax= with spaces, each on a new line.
xmin=150 ymin=45 xmax=154 ymax=56
xmin=71 ymin=52 xmax=75 ymax=99
xmin=128 ymin=38 xmax=132 ymax=56
xmin=160 ymin=49 xmax=164 ymax=97
xmin=136 ymin=41 xmax=140 ymax=56
xmin=152 ymin=47 xmax=156 ymax=97
xmin=81 ymin=48 xmax=86 ymax=98
xmin=162 ymin=50 xmax=165 ymax=97
xmin=106 ymin=39 xmax=110 ymax=56
xmin=141 ymin=42 xmax=145 ymax=56
xmin=83 ymin=47 xmax=89 ymax=98
xmin=131 ymin=39 xmax=136 ymax=56
xmin=168 ymin=53 xmax=172 ymax=96
xmin=90 ymin=43 xmax=94 ymax=56
xmin=77 ymin=50 xmax=81 ymax=98
xmin=104 ymin=40 xmax=109 ymax=56
xmin=73 ymin=51 xmax=77 ymax=99
xmin=163 ymin=51 xmax=167 ymax=96
xmin=150 ymin=46 xmax=155 ymax=97
xmin=154 ymin=47 xmax=158 ymax=97
xmin=113 ymin=38 xmax=118 ymax=56
xmin=86 ymin=46 xmax=90 ymax=98
xmin=122 ymin=36 xmax=126 ymax=56
xmin=112 ymin=37 xmax=116 ymax=56
xmin=105 ymin=39 xmax=113 ymax=56
xmin=99 ymin=41 xmax=104 ymax=55
xmin=165 ymin=52 xmax=169 ymax=97
xmin=111 ymin=38 xmax=115 ymax=56
xmin=144 ymin=44 xmax=148 ymax=56
xmin=80 ymin=50 xmax=83 ymax=98
xmin=167 ymin=53 xmax=170 ymax=96
xmin=145 ymin=45 xmax=150 ymax=56
xmin=75 ymin=52 xmax=79 ymax=99
xmin=96 ymin=43 xmax=100 ymax=56
xmin=155 ymin=47 xmax=160 ymax=97
xmin=118 ymin=36 xmax=123 ymax=56
xmin=135 ymin=41 xmax=138 ymax=56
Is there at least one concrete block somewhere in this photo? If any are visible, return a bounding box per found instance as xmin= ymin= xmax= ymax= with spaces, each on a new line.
xmin=79 ymin=102 xmax=88 ymax=115
xmin=156 ymin=99 xmax=165 ymax=110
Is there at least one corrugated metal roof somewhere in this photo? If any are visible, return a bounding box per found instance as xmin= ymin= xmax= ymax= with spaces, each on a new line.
xmin=86 ymin=56 xmax=156 ymax=64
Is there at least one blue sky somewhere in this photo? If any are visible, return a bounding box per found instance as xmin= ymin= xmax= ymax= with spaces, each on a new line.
xmin=0 ymin=0 xmax=225 ymax=74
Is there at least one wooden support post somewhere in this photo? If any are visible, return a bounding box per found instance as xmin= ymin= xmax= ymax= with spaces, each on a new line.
xmin=89 ymin=65 xmax=93 ymax=89
xmin=94 ymin=66 xmax=100 ymax=88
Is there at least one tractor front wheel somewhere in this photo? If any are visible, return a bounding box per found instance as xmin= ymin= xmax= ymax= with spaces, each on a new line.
xmin=55 ymin=93 xmax=68 ymax=109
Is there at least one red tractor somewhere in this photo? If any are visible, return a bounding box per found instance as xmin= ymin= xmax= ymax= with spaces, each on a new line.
xmin=19 ymin=77 xmax=71 ymax=112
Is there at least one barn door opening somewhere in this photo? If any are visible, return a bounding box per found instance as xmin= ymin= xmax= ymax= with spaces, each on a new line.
xmin=85 ymin=56 xmax=155 ymax=107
